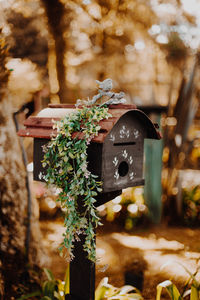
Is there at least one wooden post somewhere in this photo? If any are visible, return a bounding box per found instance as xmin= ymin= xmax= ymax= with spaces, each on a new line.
xmin=65 ymin=191 xmax=122 ymax=300
xmin=65 ymin=234 xmax=95 ymax=300
xmin=65 ymin=195 xmax=96 ymax=300
xmin=66 ymin=235 xmax=95 ymax=300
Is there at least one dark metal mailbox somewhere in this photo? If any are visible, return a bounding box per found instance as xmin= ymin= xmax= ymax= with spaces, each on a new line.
xmin=18 ymin=103 xmax=161 ymax=300
xmin=18 ymin=103 xmax=160 ymax=196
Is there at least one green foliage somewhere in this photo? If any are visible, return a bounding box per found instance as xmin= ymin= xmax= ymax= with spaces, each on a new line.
xmin=156 ymin=280 xmax=182 ymax=300
xmin=103 ymin=187 xmax=148 ymax=230
xmin=121 ymin=187 xmax=147 ymax=231
xmin=17 ymin=268 xmax=69 ymax=300
xmin=15 ymin=264 xmax=200 ymax=300
xmin=18 ymin=270 xmax=142 ymax=300
xmin=43 ymin=105 xmax=111 ymax=261
xmin=95 ymin=277 xmax=143 ymax=300
xmin=156 ymin=280 xmax=200 ymax=300
xmin=156 ymin=263 xmax=200 ymax=300
xmin=182 ymin=185 xmax=200 ymax=226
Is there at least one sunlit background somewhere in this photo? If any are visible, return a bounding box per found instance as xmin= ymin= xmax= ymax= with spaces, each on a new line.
xmin=1 ymin=0 xmax=200 ymax=106
xmin=0 ymin=0 xmax=200 ymax=298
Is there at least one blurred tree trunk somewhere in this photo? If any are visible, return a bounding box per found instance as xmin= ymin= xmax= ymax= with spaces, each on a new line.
xmin=42 ymin=0 xmax=73 ymax=103
xmin=0 ymin=34 xmax=44 ymax=299
xmin=162 ymin=55 xmax=199 ymax=222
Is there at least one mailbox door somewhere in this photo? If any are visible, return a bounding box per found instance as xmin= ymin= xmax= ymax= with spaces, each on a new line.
xmin=102 ymin=113 xmax=145 ymax=192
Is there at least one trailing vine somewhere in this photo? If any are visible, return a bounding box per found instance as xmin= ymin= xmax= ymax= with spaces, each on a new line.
xmin=43 ymin=79 xmax=126 ymax=261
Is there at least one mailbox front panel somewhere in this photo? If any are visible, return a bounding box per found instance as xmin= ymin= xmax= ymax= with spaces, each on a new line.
xmin=102 ymin=113 xmax=145 ymax=192
xmin=33 ymin=138 xmax=49 ymax=181
xmin=33 ymin=139 xmax=104 ymax=182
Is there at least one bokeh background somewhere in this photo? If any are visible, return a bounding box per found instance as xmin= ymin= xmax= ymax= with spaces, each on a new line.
xmin=0 ymin=0 xmax=200 ymax=299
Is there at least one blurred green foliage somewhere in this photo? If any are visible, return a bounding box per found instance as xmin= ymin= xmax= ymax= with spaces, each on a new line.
xmin=156 ymin=262 xmax=200 ymax=300
xmin=182 ymin=185 xmax=200 ymax=226
xmin=102 ymin=187 xmax=148 ymax=230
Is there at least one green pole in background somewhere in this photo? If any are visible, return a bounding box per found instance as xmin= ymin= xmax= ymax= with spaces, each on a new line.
xmin=144 ymin=114 xmax=163 ymax=223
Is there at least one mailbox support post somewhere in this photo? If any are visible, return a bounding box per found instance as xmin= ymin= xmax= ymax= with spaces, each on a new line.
xmin=65 ymin=197 xmax=95 ymax=300
xmin=65 ymin=234 xmax=95 ymax=300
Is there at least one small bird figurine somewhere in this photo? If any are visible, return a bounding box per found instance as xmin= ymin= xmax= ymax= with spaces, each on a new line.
xmin=96 ymin=78 xmax=113 ymax=91
xmin=76 ymin=78 xmax=127 ymax=107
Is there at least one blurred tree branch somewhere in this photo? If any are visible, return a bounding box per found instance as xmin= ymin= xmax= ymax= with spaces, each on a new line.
xmin=41 ymin=0 xmax=73 ymax=103
xmin=0 ymin=30 xmax=46 ymax=299
xmin=162 ymin=53 xmax=200 ymax=219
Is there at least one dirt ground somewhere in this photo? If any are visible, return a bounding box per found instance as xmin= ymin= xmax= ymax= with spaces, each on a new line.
xmin=40 ymin=219 xmax=200 ymax=299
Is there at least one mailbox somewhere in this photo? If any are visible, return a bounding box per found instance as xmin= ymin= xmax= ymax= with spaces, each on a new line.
xmin=18 ymin=102 xmax=161 ymax=300
xmin=18 ymin=103 xmax=161 ymax=197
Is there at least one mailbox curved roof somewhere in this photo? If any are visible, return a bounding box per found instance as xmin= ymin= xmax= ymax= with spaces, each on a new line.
xmin=18 ymin=104 xmax=161 ymax=142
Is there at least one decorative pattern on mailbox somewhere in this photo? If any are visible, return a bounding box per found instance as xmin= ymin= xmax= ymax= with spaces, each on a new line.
xmin=18 ymin=103 xmax=161 ymax=194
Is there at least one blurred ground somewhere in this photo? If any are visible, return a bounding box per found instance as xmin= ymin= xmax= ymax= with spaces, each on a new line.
xmin=40 ymin=219 xmax=200 ymax=299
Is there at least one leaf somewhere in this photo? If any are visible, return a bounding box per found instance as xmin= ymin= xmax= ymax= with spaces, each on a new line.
xmin=156 ymin=281 xmax=169 ymax=300
xmin=118 ymin=285 xmax=137 ymax=294
xmin=69 ymin=152 xmax=75 ymax=159
xmin=183 ymin=289 xmax=191 ymax=298
xmin=64 ymin=264 xmax=70 ymax=294
xmin=190 ymin=285 xmax=199 ymax=300
xmin=42 ymin=280 xmax=57 ymax=297
xmin=174 ymin=262 xmax=200 ymax=287
xmin=156 ymin=280 xmax=181 ymax=300
xmin=44 ymin=268 xmax=55 ymax=281
xmin=66 ymin=164 xmax=73 ymax=172
xmin=16 ymin=290 xmax=41 ymax=300
xmin=95 ymin=278 xmax=143 ymax=300
xmin=54 ymin=290 xmax=64 ymax=300
xmin=95 ymin=277 xmax=113 ymax=300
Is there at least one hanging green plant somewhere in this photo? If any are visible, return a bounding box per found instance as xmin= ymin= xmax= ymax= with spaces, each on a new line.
xmin=42 ymin=79 xmax=126 ymax=261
